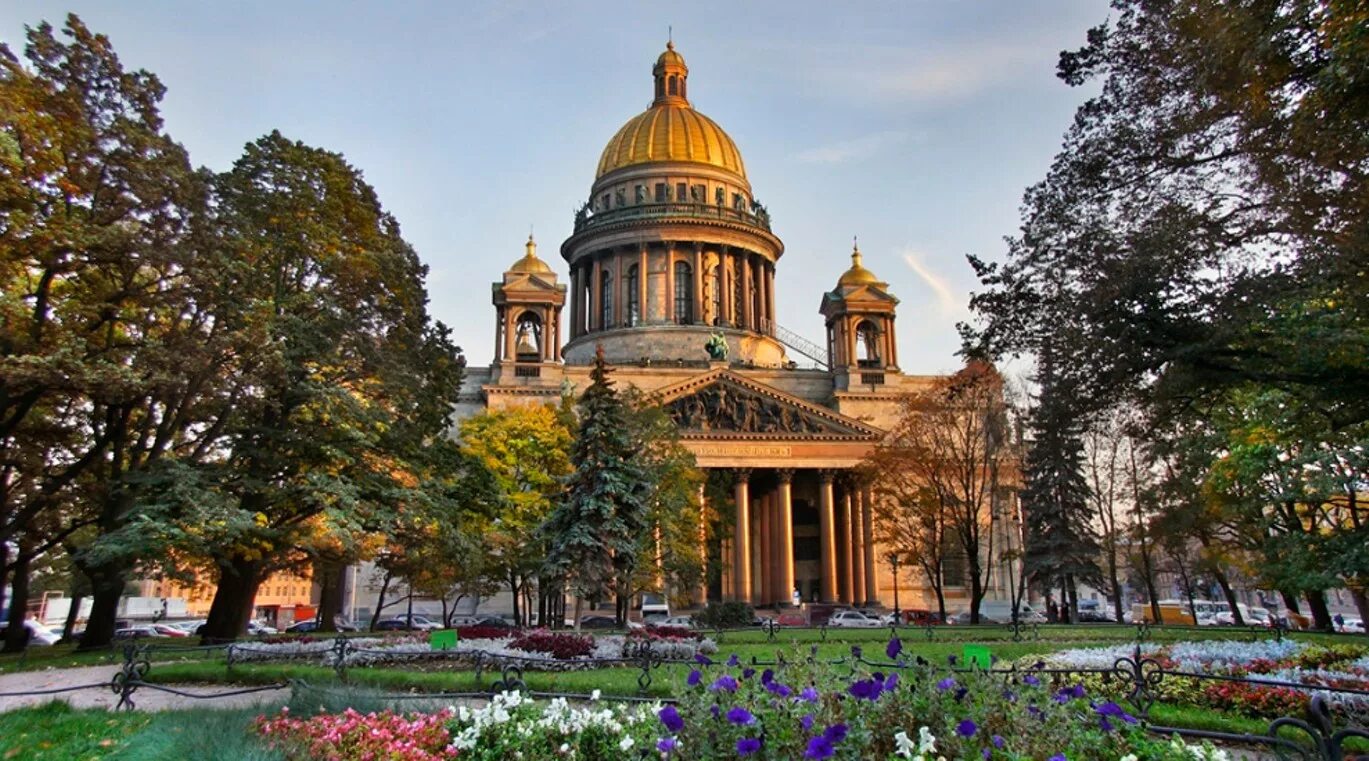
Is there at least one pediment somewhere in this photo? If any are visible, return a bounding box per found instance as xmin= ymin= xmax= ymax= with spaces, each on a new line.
xmin=653 ymin=370 xmax=880 ymax=440
xmin=500 ymin=272 xmax=561 ymax=291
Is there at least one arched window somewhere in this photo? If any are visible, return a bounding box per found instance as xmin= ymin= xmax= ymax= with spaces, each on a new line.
xmin=668 ymin=75 xmax=678 ymax=96
xmin=856 ymin=320 xmax=881 ymax=367
xmin=514 ymin=311 xmax=542 ymax=360
xmin=600 ymin=270 xmax=614 ymax=329
xmin=674 ymin=261 xmax=693 ymax=324
xmin=626 ymin=264 xmax=640 ymax=326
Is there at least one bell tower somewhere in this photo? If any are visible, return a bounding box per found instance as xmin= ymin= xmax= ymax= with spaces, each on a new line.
xmin=491 ymin=234 xmax=567 ymax=384
xmin=820 ymin=241 xmax=900 ymax=391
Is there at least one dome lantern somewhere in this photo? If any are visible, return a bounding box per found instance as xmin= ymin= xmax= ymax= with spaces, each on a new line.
xmin=653 ymin=40 xmax=689 ymax=106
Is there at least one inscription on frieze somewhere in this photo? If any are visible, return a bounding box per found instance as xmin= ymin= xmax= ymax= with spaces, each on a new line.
xmin=691 ymin=444 xmax=794 ymax=458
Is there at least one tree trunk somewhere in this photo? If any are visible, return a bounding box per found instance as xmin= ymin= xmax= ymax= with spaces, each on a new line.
xmin=0 ymin=543 xmax=10 ymax=621
xmin=968 ymin=556 xmax=984 ymax=625
xmin=1212 ymin=567 xmax=1244 ymax=625
xmin=572 ymin=596 xmax=582 ymax=632
xmin=315 ymin=559 xmax=346 ymax=633
xmin=509 ymin=573 xmax=522 ymax=629
xmin=1305 ymin=590 xmax=1333 ymax=632
xmin=1065 ymin=575 xmax=1079 ymax=625
xmin=79 ymin=567 xmax=126 ymax=651
xmin=1349 ymin=586 xmax=1369 ymax=625
xmin=1 ymin=551 xmax=32 ymax=653
xmin=199 ymin=558 xmax=264 ymax=644
xmin=370 ymin=570 xmax=393 ymax=631
xmin=1280 ymin=589 xmax=1302 ymax=614
xmin=1106 ymin=551 xmax=1124 ymax=622
xmin=60 ymin=593 xmax=85 ymax=642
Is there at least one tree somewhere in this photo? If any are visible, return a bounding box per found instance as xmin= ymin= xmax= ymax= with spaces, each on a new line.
xmin=457 ymin=404 xmax=573 ymax=627
xmin=1020 ymin=346 xmax=1102 ymax=623
xmin=542 ymin=347 xmax=650 ymax=629
xmin=0 ymin=16 xmax=214 ymax=651
xmin=964 ymin=0 xmax=1369 ymax=431
xmin=866 ymin=427 xmax=951 ymax=622
xmin=867 ymin=361 xmax=1010 ymax=624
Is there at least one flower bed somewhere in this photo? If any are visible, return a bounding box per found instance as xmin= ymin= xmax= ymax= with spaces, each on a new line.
xmin=1035 ymin=640 xmax=1369 ymax=721
xmin=510 ymin=629 xmax=596 ymax=659
xmin=255 ymin=637 xmax=1237 ymax=760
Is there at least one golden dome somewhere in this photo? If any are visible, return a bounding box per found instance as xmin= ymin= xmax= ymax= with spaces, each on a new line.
xmin=838 ymin=241 xmax=882 ymax=287
xmin=595 ymin=43 xmax=746 ymax=180
xmin=509 ymin=234 xmax=554 ymax=275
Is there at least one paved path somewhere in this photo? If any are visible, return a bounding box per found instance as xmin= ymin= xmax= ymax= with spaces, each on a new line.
xmin=0 ymin=665 xmax=289 ymax=712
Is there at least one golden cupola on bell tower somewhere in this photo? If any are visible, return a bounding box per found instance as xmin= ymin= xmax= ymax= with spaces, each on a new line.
xmin=821 ymin=240 xmax=901 ymax=391
xmin=561 ymin=42 xmax=789 ymax=368
xmin=491 ymin=234 xmax=567 ymax=385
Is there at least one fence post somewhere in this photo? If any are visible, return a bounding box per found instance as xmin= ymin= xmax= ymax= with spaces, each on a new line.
xmin=111 ymin=642 xmax=150 ymax=711
xmin=331 ymin=636 xmax=350 ymax=682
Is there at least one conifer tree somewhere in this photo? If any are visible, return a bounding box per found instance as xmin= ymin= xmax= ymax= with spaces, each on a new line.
xmin=542 ymin=346 xmax=649 ymax=628
xmin=1021 ymin=344 xmax=1102 ymax=622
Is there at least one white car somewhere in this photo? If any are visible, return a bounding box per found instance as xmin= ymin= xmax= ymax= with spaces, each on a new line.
xmin=0 ymin=620 xmax=60 ymax=646
xmin=828 ymin=610 xmax=883 ymax=628
xmin=653 ymin=615 xmax=695 ymax=629
xmin=1336 ymin=617 xmax=1364 ymax=634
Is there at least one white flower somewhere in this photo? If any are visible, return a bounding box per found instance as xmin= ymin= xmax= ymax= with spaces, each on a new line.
xmin=894 ymin=730 xmax=917 ymax=758
xmin=918 ymin=726 xmax=938 ymax=754
xmin=1119 ymin=755 xmax=1138 ymax=761
xmin=619 ymin=736 xmax=635 ymax=751
xmin=590 ymin=689 xmax=601 ymax=701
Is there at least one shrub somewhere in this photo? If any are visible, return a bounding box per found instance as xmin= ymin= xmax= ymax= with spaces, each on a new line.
xmin=508 ymin=629 xmax=594 ymax=659
xmin=695 ymin=600 xmax=755 ymax=629
xmin=455 ymin=625 xmax=512 ymax=641
xmin=257 ymin=706 xmax=456 ymax=760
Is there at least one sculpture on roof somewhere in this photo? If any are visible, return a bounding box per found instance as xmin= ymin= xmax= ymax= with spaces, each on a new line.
xmin=705 ymin=331 xmax=729 ymax=361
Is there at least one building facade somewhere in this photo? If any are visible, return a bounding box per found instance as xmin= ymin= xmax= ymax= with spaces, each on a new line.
xmin=459 ymin=43 xmax=1016 ymax=613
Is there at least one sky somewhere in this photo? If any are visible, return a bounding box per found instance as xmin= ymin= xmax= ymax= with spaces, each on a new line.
xmin=2 ymin=1 xmax=1110 ymax=376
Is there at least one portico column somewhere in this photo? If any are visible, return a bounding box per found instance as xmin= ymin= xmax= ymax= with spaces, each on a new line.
xmin=861 ymin=483 xmax=879 ymax=605
xmin=733 ymin=469 xmax=752 ymax=603
xmin=758 ymin=491 xmax=771 ymax=604
xmin=693 ymin=245 xmax=704 ymax=325
xmin=849 ymin=481 xmax=866 ymax=605
xmin=818 ymin=470 xmax=838 ymax=603
xmin=740 ymin=253 xmax=753 ymax=330
xmin=638 ymin=246 xmax=649 ymax=325
xmin=838 ymin=485 xmax=853 ymax=604
xmin=591 ymin=258 xmax=603 ymax=331
xmin=664 ymin=246 xmax=676 ymax=323
xmin=698 ymin=481 xmax=709 ymax=606
xmin=777 ymin=469 xmax=795 ymax=605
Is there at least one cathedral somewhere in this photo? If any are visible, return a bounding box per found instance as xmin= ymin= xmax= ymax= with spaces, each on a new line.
xmin=456 ymin=43 xmax=1012 ymax=612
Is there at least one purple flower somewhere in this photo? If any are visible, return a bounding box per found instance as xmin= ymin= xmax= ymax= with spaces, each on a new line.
xmin=798 ymin=686 xmax=820 ymax=704
xmin=761 ymin=668 xmax=775 ymax=685
xmin=766 ymin=682 xmax=793 ymax=698
xmin=742 ymin=667 xmax=756 ymax=680
xmin=657 ymin=737 xmax=677 ymax=754
xmin=696 ymin=653 xmax=714 ymax=665
xmin=850 ymin=645 xmax=863 ymax=658
xmin=948 ymin=654 xmax=958 ymax=665
xmin=1023 ymin=674 xmax=1041 ymax=687
xmin=957 ymin=719 xmax=978 ymax=738
xmin=726 ymin=653 xmax=740 ymax=667
xmin=658 ymin=705 xmax=684 ymax=733
xmin=736 ymin=737 xmax=762 ymax=756
xmin=955 ymin=687 xmax=968 ymax=702
xmin=992 ymin=735 xmax=1005 ymax=749
xmin=1049 ymin=755 xmax=1066 ymax=761
xmin=886 ymin=637 xmax=903 ymax=659
xmin=936 ymin=677 xmax=958 ymax=692
xmin=710 ymin=675 xmax=739 ymax=693
xmin=687 ymin=669 xmax=702 ymax=687
xmin=726 ymin=706 xmax=756 ymax=726
xmin=847 ymin=678 xmax=883 ymax=701
xmin=982 ymin=750 xmax=991 ymax=760
xmin=800 ymin=713 xmax=815 ymax=731
xmin=710 ymin=704 xmax=721 ymax=719
xmin=1095 ymin=701 xmax=1137 ymax=724
xmin=884 ymin=673 xmax=899 ymax=692
xmin=805 ymin=735 xmax=835 ymax=760
xmin=822 ymin=724 xmax=849 ymax=743
xmin=1027 ymin=704 xmax=1043 ymax=719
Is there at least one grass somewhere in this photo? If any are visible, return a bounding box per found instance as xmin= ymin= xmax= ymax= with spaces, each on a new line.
xmin=0 ymin=702 xmax=150 ymax=760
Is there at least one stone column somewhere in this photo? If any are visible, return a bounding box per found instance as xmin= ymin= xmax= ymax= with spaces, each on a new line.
xmin=503 ymin=308 xmax=516 ymax=362
xmin=494 ymin=307 xmax=504 ymax=363
xmin=740 ymin=253 xmax=753 ymax=330
xmin=818 ymin=470 xmax=838 ymax=603
xmin=838 ymin=484 xmax=853 ymax=604
xmin=568 ymin=268 xmax=579 ymax=339
xmin=849 ymin=482 xmax=866 ymax=605
xmin=664 ymin=246 xmax=675 ymax=323
xmin=733 ymin=469 xmax=751 ymax=603
xmin=862 ymin=483 xmax=879 ymax=605
xmin=698 ymin=481 xmax=709 ymax=606
xmin=758 ymin=490 xmax=771 ymax=605
xmin=777 ymin=469 xmax=795 ymax=606
xmin=766 ymin=264 xmax=776 ymax=330
xmin=693 ymin=245 xmax=704 ymax=325
xmin=638 ymin=246 xmax=649 ymax=325
xmin=591 ymin=258 xmax=603 ymax=332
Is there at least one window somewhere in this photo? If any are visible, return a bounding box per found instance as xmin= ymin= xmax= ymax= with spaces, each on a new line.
xmin=614 ymin=188 xmax=625 ymax=207
xmin=600 ymin=270 xmax=614 ymax=328
xmin=676 ymin=183 xmax=687 ymax=201
xmin=601 ymin=193 xmax=610 ymax=210
xmin=674 ymin=261 xmax=693 ymax=323
xmin=626 ymin=264 xmax=640 ymax=325
xmin=691 ymin=184 xmax=705 ymax=202
xmin=857 ymin=320 xmax=881 ymax=366
xmin=732 ymin=193 xmax=743 ymax=210
xmin=668 ymin=75 xmax=678 ymax=96
xmin=655 ymin=183 xmax=666 ymax=203
xmin=715 ymin=187 xmax=725 ymax=205
xmin=635 ymin=185 xmax=645 ymax=204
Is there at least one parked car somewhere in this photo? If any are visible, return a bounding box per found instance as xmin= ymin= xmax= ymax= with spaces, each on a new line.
xmin=247 ymin=621 xmax=279 ymax=635
xmin=114 ymin=625 xmax=159 ymax=640
xmin=828 ymin=610 xmax=883 ymax=628
xmin=151 ymin=623 xmax=189 ymax=638
xmin=0 ymin=620 xmax=60 ymax=646
xmin=578 ymin=615 xmax=619 ymax=630
xmin=474 ymin=615 xmax=516 ymax=629
xmin=651 ymin=615 xmax=695 ymax=629
xmin=372 ymin=614 xmax=442 ymax=632
xmin=950 ymin=602 xmax=1046 ymax=625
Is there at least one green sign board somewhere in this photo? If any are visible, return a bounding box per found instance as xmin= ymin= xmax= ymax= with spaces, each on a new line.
xmin=963 ymin=644 xmax=991 ymax=670
xmin=430 ymin=629 xmax=458 ymax=651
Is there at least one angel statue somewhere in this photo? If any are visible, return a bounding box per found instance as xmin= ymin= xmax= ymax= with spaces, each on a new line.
xmin=705 ymin=331 xmax=729 ymax=361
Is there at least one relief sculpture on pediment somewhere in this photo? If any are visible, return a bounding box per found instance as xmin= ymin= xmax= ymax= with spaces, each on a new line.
xmin=666 ymin=383 xmax=825 ymax=434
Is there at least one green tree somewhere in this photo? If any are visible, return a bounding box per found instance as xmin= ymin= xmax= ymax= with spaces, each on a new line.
xmin=1020 ymin=346 xmax=1102 ymax=623
xmin=964 ymin=0 xmax=1369 ymax=430
xmin=542 ymin=348 xmax=649 ymax=629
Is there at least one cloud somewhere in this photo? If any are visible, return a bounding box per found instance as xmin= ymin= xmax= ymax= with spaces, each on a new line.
xmin=901 ymin=248 xmax=961 ymax=317
xmin=795 ymin=130 xmax=913 ymax=164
